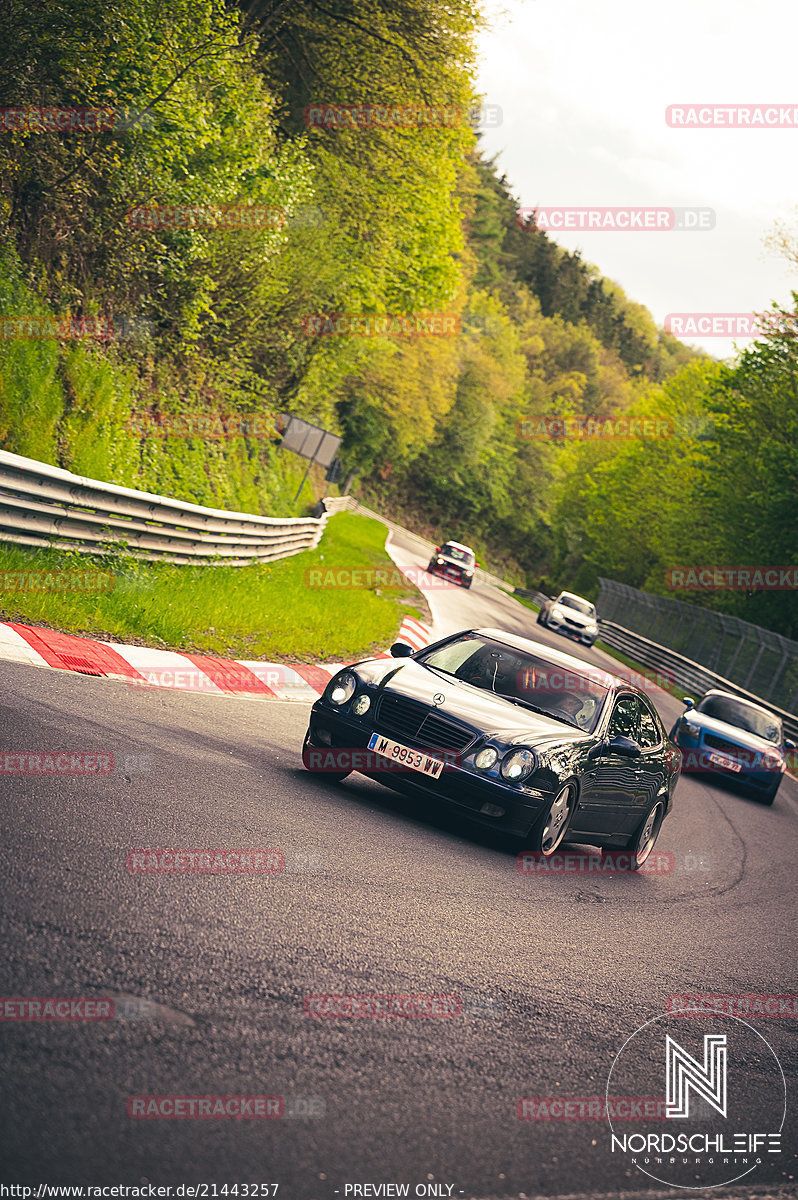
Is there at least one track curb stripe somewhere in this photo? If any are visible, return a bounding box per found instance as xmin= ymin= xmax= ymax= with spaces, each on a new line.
xmin=0 ymin=617 xmax=433 ymax=699
xmin=8 ymin=623 xmax=144 ymax=680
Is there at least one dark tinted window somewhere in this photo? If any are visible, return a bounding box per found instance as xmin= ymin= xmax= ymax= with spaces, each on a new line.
xmin=638 ymin=700 xmax=661 ymax=748
xmin=441 ymin=544 xmax=474 ymax=564
xmin=608 ymin=696 xmax=642 ymax=741
xmin=695 ymin=694 xmax=781 ymax=743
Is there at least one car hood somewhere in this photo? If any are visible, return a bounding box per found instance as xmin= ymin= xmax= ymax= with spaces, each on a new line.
xmin=682 ymin=710 xmax=783 ymax=755
xmin=553 ymin=606 xmax=594 ymax=627
xmin=436 ymin=555 xmax=471 ymax=569
xmin=351 ymin=657 xmax=587 ymax=748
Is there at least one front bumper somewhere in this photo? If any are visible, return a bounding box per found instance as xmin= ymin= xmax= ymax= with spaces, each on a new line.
xmin=305 ymin=705 xmax=553 ymax=839
xmin=672 ymin=731 xmax=783 ymax=793
xmin=547 ymin=617 xmax=597 ymax=645
xmin=428 ymin=562 xmax=472 ymax=586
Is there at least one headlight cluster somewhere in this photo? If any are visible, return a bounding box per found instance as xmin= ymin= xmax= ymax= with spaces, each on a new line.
xmin=328 ymin=672 xmax=357 ymax=705
xmin=352 ymin=694 xmax=371 ymax=716
xmin=474 ymin=747 xmax=498 ymax=770
xmin=682 ymin=721 xmax=701 ymax=739
xmin=501 ymin=748 xmax=536 ymax=782
xmin=473 ymin=745 xmax=536 ymax=782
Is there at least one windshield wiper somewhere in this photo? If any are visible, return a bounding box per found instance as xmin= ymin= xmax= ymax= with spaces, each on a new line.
xmin=501 ymin=695 xmax=580 ymax=726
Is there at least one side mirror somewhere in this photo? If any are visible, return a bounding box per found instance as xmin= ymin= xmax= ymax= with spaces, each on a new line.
xmin=434 ymin=546 xmax=441 ymax=553
xmin=682 ymin=697 xmax=695 ymax=709
xmin=607 ymin=735 xmax=643 ymax=759
xmin=390 ymin=642 xmax=414 ymax=658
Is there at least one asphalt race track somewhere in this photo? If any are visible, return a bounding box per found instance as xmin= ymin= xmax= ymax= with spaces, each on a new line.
xmin=1 ymin=535 xmax=797 ymax=1198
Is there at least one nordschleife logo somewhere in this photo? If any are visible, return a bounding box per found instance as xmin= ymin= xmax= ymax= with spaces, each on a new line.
xmin=607 ymin=1012 xmax=785 ymax=1189
xmin=665 ymin=1034 xmax=727 ymax=1119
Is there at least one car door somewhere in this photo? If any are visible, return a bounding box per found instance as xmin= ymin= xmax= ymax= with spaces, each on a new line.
xmin=575 ymin=694 xmax=645 ymax=837
xmin=635 ymin=697 xmax=668 ymax=811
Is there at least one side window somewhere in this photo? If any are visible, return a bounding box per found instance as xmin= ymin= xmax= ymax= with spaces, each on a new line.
xmin=638 ymin=700 xmax=661 ymax=748
xmin=608 ymin=695 xmax=642 ymax=742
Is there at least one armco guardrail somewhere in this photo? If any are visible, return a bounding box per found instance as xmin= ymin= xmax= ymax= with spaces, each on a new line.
xmin=0 ymin=450 xmax=327 ymax=566
xmin=597 ymin=619 xmax=798 ymax=742
xmin=597 ymin=576 xmax=798 ymax=718
xmin=526 ymin=585 xmax=796 ymax=735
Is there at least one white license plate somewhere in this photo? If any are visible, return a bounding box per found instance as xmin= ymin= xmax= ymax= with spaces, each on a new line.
xmin=367 ymin=733 xmax=444 ymax=778
xmin=707 ymin=751 xmax=742 ymax=773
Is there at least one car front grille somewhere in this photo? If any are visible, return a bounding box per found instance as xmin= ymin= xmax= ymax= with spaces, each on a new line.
xmin=704 ymin=733 xmax=746 ymax=754
xmin=374 ymin=694 xmax=476 ymax=753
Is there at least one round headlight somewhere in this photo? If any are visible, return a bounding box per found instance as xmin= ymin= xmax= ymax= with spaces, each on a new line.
xmin=351 ymin=694 xmax=371 ymax=716
xmin=501 ymin=748 xmax=536 ymax=782
xmin=328 ymin=672 xmax=357 ymax=705
xmin=474 ymin=747 xmax=498 ymax=770
xmin=436 ymin=557 xmax=444 ymax=565
xmin=683 ymin=721 xmax=701 ymax=739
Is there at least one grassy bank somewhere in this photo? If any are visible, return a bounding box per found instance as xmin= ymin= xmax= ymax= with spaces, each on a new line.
xmin=0 ymin=513 xmax=426 ymax=662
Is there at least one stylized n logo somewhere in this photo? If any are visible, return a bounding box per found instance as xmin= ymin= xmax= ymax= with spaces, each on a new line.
xmin=666 ymin=1034 xmax=727 ymax=1118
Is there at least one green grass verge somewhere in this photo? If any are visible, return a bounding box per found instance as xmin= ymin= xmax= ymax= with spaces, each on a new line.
xmin=0 ymin=512 xmax=426 ymax=662
xmin=512 ymin=594 xmax=540 ymax=614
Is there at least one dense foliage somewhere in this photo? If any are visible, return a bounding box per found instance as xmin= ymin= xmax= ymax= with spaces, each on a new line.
xmin=0 ymin=0 xmax=795 ymax=634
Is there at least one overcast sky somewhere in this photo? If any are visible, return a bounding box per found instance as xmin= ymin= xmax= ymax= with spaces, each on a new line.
xmin=474 ymin=0 xmax=798 ymax=358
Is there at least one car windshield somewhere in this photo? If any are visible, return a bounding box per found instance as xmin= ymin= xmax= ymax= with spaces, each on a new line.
xmin=441 ymin=545 xmax=474 ymax=564
xmin=558 ymin=594 xmax=595 ymax=617
xmin=696 ymin=695 xmax=782 ymax=743
xmin=417 ymin=634 xmax=609 ymax=733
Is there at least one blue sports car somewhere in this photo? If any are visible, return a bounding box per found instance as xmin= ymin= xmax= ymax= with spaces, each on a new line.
xmin=669 ymin=688 xmax=795 ymax=805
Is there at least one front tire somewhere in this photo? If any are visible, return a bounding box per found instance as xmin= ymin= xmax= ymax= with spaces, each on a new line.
xmin=626 ymin=799 xmax=665 ymax=870
xmin=301 ymin=734 xmax=351 ymax=782
xmin=525 ymin=782 xmax=577 ymax=855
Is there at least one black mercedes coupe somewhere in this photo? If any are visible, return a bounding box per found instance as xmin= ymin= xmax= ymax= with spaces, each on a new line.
xmin=302 ymin=628 xmax=681 ymax=868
